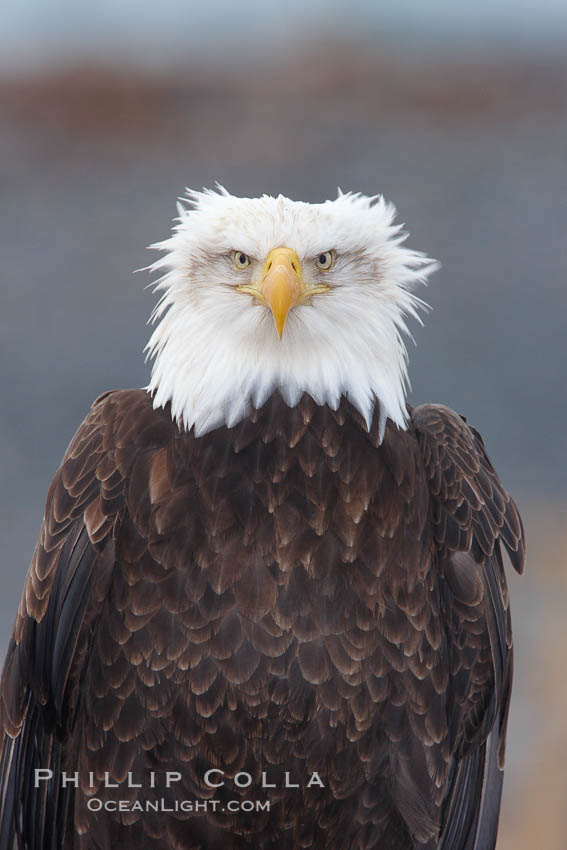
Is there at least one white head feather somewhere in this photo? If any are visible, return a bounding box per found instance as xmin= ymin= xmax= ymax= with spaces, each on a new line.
xmin=146 ymin=187 xmax=438 ymax=438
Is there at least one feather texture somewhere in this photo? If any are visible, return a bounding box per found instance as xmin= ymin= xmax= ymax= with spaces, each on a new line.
xmin=0 ymin=391 xmax=524 ymax=849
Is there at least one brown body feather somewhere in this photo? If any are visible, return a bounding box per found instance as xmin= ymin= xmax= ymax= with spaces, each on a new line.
xmin=0 ymin=390 xmax=524 ymax=850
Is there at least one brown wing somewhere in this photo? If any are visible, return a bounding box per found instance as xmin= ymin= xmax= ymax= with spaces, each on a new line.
xmin=411 ymin=403 xmax=524 ymax=850
xmin=0 ymin=390 xmax=150 ymax=850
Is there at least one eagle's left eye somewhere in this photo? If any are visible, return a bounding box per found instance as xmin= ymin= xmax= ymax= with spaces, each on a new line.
xmin=315 ymin=251 xmax=334 ymax=271
xmin=233 ymin=251 xmax=250 ymax=270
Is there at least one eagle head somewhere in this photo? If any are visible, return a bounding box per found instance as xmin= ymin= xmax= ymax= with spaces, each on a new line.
xmin=146 ymin=187 xmax=438 ymax=437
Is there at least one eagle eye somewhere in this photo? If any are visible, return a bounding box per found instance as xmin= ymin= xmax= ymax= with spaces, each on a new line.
xmin=315 ymin=251 xmax=334 ymax=271
xmin=233 ymin=251 xmax=250 ymax=270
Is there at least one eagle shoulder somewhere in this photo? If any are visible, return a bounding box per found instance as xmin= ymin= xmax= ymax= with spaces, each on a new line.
xmin=0 ymin=388 xmax=167 ymax=848
xmin=410 ymin=402 xmax=525 ymax=850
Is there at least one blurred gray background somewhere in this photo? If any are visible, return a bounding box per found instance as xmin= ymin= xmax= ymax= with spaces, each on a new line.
xmin=1 ymin=2 xmax=566 ymax=846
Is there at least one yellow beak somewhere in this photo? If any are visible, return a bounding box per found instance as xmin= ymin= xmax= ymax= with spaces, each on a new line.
xmin=260 ymin=247 xmax=303 ymax=339
xmin=236 ymin=246 xmax=331 ymax=339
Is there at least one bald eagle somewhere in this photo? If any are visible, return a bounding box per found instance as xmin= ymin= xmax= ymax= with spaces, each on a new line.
xmin=0 ymin=189 xmax=524 ymax=850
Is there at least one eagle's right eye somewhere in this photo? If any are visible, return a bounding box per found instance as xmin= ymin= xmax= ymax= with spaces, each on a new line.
xmin=233 ymin=251 xmax=250 ymax=270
